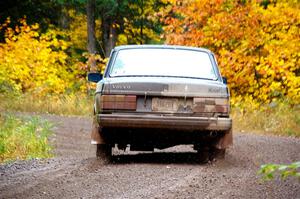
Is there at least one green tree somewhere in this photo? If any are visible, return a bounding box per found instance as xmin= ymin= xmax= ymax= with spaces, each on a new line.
xmin=118 ymin=0 xmax=165 ymax=45
xmin=97 ymin=0 xmax=166 ymax=56
xmin=0 ymin=0 xmax=62 ymax=41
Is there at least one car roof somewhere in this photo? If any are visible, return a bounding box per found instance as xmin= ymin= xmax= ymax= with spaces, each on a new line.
xmin=113 ymin=44 xmax=212 ymax=54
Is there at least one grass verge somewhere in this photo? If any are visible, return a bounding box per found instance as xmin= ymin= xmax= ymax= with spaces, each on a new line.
xmin=0 ymin=114 xmax=53 ymax=163
xmin=232 ymin=103 xmax=300 ymax=137
xmin=0 ymin=92 xmax=93 ymax=116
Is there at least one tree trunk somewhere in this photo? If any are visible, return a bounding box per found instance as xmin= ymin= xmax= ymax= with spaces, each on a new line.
xmin=109 ymin=24 xmax=117 ymax=55
xmin=101 ymin=18 xmax=117 ymax=58
xmin=59 ymin=9 xmax=70 ymax=29
xmin=87 ymin=0 xmax=97 ymax=71
xmin=140 ymin=0 xmax=144 ymax=44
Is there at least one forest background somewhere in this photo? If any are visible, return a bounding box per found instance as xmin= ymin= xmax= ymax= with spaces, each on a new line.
xmin=0 ymin=0 xmax=299 ymax=137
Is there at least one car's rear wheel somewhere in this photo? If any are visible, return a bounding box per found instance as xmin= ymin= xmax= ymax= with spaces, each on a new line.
xmin=209 ymin=147 xmax=226 ymax=160
xmin=195 ymin=145 xmax=226 ymax=162
xmin=196 ymin=147 xmax=210 ymax=163
xmin=96 ymin=144 xmax=112 ymax=162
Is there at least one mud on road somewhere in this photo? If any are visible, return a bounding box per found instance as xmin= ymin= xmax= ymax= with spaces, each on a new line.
xmin=0 ymin=114 xmax=299 ymax=199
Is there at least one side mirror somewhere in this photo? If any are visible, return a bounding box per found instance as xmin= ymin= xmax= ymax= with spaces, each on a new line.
xmin=222 ymin=77 xmax=227 ymax=84
xmin=88 ymin=72 xmax=103 ymax=83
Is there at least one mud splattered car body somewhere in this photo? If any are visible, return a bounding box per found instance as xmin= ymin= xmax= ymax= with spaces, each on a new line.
xmin=88 ymin=45 xmax=232 ymax=159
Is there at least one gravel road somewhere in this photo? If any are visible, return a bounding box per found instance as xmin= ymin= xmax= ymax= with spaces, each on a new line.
xmin=0 ymin=114 xmax=299 ymax=199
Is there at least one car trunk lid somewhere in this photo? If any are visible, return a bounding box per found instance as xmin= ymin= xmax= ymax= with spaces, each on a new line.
xmin=102 ymin=76 xmax=228 ymax=98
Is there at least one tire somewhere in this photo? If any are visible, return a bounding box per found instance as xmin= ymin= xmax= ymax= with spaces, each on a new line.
xmin=196 ymin=147 xmax=210 ymax=163
xmin=96 ymin=144 xmax=112 ymax=162
xmin=209 ymin=147 xmax=226 ymax=161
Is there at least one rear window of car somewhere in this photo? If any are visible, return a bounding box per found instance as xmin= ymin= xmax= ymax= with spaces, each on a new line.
xmin=109 ymin=48 xmax=217 ymax=80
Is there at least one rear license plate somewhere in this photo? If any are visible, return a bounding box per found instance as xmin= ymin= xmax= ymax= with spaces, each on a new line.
xmin=152 ymin=98 xmax=178 ymax=112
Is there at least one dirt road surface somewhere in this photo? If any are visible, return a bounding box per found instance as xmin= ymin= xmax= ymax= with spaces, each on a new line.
xmin=0 ymin=114 xmax=299 ymax=199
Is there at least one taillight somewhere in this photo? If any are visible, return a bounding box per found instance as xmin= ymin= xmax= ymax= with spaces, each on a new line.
xmin=193 ymin=98 xmax=229 ymax=113
xmin=100 ymin=95 xmax=136 ymax=110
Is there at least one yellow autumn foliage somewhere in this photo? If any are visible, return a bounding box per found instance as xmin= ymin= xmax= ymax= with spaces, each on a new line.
xmin=0 ymin=18 xmax=74 ymax=95
xmin=0 ymin=14 xmax=104 ymax=96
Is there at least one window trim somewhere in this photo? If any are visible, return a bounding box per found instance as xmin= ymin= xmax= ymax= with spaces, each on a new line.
xmin=107 ymin=47 xmax=219 ymax=81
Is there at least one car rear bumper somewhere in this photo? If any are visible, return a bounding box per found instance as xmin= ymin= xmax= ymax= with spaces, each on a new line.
xmin=97 ymin=114 xmax=232 ymax=131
